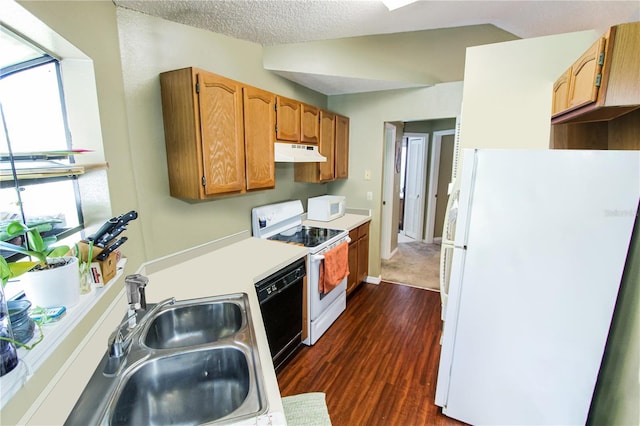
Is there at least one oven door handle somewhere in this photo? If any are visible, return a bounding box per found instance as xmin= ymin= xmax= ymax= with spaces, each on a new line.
xmin=310 ymin=237 xmax=351 ymax=261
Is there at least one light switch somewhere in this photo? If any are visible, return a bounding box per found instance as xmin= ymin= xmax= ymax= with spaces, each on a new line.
xmin=364 ymin=169 xmax=371 ymax=180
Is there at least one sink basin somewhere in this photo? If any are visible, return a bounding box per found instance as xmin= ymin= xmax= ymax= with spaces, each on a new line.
xmin=143 ymin=301 xmax=243 ymax=349
xmin=111 ymin=347 xmax=253 ymax=425
xmin=65 ymin=293 xmax=267 ymax=426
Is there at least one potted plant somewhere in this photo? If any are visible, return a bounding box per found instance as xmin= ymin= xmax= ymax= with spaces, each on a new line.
xmin=0 ymin=256 xmax=20 ymax=376
xmin=0 ymin=221 xmax=79 ymax=308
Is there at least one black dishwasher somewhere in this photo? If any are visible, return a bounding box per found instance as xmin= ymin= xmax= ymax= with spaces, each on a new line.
xmin=255 ymin=258 xmax=306 ymax=372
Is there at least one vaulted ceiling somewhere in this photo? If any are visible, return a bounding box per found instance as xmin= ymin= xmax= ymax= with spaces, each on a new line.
xmin=114 ymin=1 xmax=640 ymax=94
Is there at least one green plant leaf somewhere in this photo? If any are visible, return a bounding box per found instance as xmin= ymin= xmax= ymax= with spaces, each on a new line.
xmin=9 ymin=261 xmax=38 ymax=278
xmin=5 ymin=221 xmax=27 ymax=237
xmin=48 ymin=246 xmax=71 ymax=258
xmin=26 ymin=229 xmax=46 ymax=253
xmin=0 ymin=257 xmax=10 ymax=286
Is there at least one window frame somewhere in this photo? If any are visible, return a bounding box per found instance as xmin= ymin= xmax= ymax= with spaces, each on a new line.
xmin=1 ymin=51 xmax=85 ymax=262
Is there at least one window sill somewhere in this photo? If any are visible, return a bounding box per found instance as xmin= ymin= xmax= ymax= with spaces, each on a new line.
xmin=0 ymin=258 xmax=126 ymax=409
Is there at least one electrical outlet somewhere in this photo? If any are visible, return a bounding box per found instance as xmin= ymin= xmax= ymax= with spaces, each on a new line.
xmin=366 ymin=191 xmax=373 ymax=201
xmin=364 ymin=169 xmax=371 ymax=180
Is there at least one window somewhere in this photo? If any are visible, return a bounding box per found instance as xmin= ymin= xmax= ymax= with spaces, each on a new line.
xmin=1 ymin=30 xmax=84 ymax=262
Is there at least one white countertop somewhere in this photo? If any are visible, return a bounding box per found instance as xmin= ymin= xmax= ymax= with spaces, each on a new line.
xmin=304 ymin=211 xmax=371 ymax=231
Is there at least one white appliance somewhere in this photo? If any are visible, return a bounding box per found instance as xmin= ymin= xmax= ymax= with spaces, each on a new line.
xmin=436 ymin=149 xmax=640 ymax=425
xmin=274 ymin=143 xmax=327 ymax=162
xmin=307 ymin=195 xmax=346 ymax=222
xmin=252 ymin=200 xmax=350 ymax=345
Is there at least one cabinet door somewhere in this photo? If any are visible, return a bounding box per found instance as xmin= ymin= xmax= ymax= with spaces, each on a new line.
xmin=301 ymin=103 xmax=320 ymax=144
xmin=334 ymin=114 xmax=349 ymax=179
xmin=276 ymin=96 xmax=300 ymax=142
xmin=552 ymin=68 xmax=571 ymax=116
xmin=197 ymin=71 xmax=245 ymax=195
xmin=243 ymin=86 xmax=275 ymax=190
xmin=347 ymin=239 xmax=358 ymax=294
xmin=567 ymin=37 xmax=606 ymax=111
xmin=318 ymin=110 xmax=336 ymax=182
xmin=357 ymin=223 xmax=370 ymax=285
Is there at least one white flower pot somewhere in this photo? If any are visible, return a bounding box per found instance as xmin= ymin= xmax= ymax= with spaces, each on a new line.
xmin=21 ymin=257 xmax=80 ymax=308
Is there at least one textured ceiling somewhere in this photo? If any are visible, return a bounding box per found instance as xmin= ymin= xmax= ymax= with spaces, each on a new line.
xmin=114 ymin=0 xmax=640 ymax=94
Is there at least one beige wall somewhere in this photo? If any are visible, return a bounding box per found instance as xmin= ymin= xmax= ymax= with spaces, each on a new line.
xmin=328 ymin=83 xmax=464 ymax=278
xmin=458 ymin=30 xmax=599 ymax=156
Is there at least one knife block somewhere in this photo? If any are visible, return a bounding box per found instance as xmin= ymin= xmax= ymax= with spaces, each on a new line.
xmin=77 ymin=241 xmax=118 ymax=285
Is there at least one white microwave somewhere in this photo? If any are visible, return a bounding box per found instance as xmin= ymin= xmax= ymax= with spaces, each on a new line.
xmin=307 ymin=195 xmax=346 ymax=222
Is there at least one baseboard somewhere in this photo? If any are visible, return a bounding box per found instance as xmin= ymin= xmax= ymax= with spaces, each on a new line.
xmin=382 ymin=246 xmax=398 ymax=261
xmin=366 ymin=275 xmax=381 ymax=285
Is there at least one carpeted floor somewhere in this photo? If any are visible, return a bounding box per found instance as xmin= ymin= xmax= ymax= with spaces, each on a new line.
xmin=381 ymin=240 xmax=441 ymax=291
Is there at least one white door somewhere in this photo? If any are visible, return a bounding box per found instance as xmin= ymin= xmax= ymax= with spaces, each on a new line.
xmin=402 ymin=136 xmax=427 ymax=240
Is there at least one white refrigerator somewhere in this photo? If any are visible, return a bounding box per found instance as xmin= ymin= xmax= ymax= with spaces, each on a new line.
xmin=435 ymin=149 xmax=640 ymax=425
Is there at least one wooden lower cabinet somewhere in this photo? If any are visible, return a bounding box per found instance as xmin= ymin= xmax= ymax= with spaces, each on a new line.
xmin=347 ymin=222 xmax=370 ymax=295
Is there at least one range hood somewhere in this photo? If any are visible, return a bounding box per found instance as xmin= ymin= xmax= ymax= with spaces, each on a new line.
xmin=274 ymin=142 xmax=327 ymax=163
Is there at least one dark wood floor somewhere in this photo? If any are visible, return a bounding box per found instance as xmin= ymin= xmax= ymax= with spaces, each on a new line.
xmin=277 ymin=282 xmax=467 ymax=426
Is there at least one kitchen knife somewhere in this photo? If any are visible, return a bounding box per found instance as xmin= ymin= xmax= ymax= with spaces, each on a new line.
xmin=96 ymin=237 xmax=127 ymax=261
xmin=95 ymin=211 xmax=138 ymax=247
xmin=88 ymin=216 xmax=119 ymax=243
xmin=96 ymin=225 xmax=127 ymax=248
xmin=112 ymin=210 xmax=138 ymax=229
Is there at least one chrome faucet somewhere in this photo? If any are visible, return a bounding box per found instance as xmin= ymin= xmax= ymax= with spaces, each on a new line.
xmin=104 ymin=274 xmax=175 ymax=376
xmin=126 ymin=274 xmax=149 ymax=324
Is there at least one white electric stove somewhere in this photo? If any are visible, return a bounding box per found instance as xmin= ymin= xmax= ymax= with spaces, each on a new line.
xmin=252 ymin=200 xmax=349 ymax=345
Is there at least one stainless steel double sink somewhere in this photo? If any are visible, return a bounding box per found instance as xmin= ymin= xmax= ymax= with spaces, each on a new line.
xmin=65 ymin=293 xmax=268 ymax=425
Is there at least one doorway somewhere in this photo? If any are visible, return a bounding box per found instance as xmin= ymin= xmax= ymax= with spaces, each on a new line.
xmin=380 ymin=120 xmax=456 ymax=290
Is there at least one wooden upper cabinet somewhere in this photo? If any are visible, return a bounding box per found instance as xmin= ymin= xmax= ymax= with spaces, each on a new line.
xmin=552 ymin=68 xmax=571 ymax=116
xmin=276 ymin=96 xmax=301 ymax=142
xmin=552 ymin=22 xmax=640 ymax=124
xmin=566 ymin=37 xmax=606 ymax=111
xmin=243 ymin=86 xmax=275 ymax=190
xmin=318 ymin=110 xmax=336 ymax=181
xmin=295 ymin=110 xmax=350 ymax=183
xmin=197 ymin=72 xmax=246 ymax=195
xmin=334 ymin=114 xmax=349 ymax=179
xmin=301 ymin=103 xmax=320 ymax=144
xmin=160 ymin=67 xmax=246 ymax=199
xmin=160 ymin=67 xmax=279 ymax=199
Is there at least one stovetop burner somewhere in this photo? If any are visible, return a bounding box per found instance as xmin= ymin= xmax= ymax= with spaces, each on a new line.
xmin=268 ymin=225 xmax=343 ymax=248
